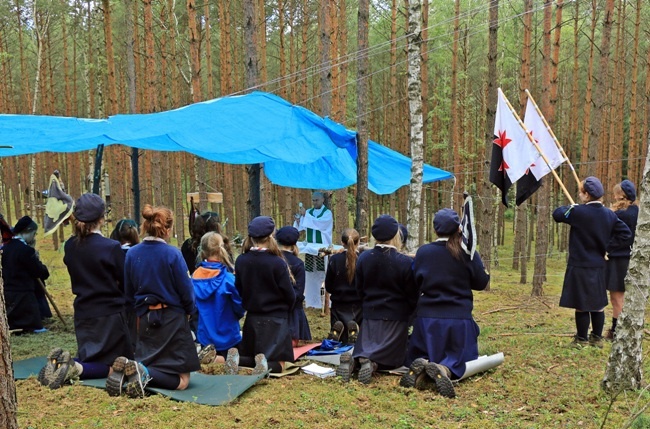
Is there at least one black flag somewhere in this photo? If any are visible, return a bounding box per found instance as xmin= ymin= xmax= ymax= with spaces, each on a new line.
xmin=489 ymin=132 xmax=512 ymax=207
xmin=515 ymin=168 xmax=542 ymax=206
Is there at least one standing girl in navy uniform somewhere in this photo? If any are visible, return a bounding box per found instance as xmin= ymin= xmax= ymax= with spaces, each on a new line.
xmin=276 ymin=226 xmax=312 ymax=347
xmin=110 ymin=219 xmax=140 ymax=252
xmin=338 ymin=215 xmax=418 ymax=384
xmin=112 ymin=204 xmax=200 ymax=398
xmin=40 ymin=194 xmax=133 ymax=390
xmin=605 ymin=180 xmax=638 ymax=339
xmin=552 ymin=177 xmax=631 ymax=347
xmin=233 ymin=216 xmax=296 ymax=374
xmin=402 ymin=209 xmax=489 ymax=398
xmin=324 ymin=228 xmax=362 ymax=345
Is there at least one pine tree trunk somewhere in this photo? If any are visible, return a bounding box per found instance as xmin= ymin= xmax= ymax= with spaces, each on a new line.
xmin=602 ymin=130 xmax=650 ymax=393
xmin=0 ymin=276 xmax=18 ymax=429
xmin=355 ymin=0 xmax=370 ymax=237
xmin=626 ymin=0 xmax=642 ymax=184
xmin=244 ymin=0 xmax=261 ymax=220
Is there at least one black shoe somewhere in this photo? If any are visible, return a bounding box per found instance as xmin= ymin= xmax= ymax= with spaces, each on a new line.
xmin=327 ymin=321 xmax=344 ymax=342
xmin=336 ymin=352 xmax=354 ymax=382
xmin=425 ymin=362 xmax=456 ymax=398
xmin=38 ymin=347 xmax=62 ymax=387
xmin=357 ymin=358 xmax=374 ymax=385
xmin=106 ymin=356 xmax=129 ymax=397
xmin=347 ymin=321 xmax=360 ymax=344
xmin=400 ymin=358 xmax=428 ymax=389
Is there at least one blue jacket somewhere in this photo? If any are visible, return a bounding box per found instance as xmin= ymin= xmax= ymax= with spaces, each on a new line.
xmin=192 ymin=260 xmax=244 ymax=350
xmin=607 ymin=205 xmax=638 ymax=258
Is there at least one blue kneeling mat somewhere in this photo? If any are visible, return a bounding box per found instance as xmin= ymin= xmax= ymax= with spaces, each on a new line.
xmin=13 ymin=356 xmax=266 ymax=406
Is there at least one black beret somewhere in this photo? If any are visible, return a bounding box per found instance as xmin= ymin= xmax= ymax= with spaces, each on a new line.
xmin=276 ymin=226 xmax=299 ymax=245
xmin=434 ymin=208 xmax=461 ymax=235
xmin=620 ymin=180 xmax=636 ymax=202
xmin=74 ymin=193 xmax=106 ymax=222
xmin=372 ymin=214 xmax=399 ymax=242
xmin=583 ymin=176 xmax=604 ymax=199
xmin=248 ymin=216 xmax=275 ymax=238
xmin=398 ymin=223 xmax=408 ymax=245
xmin=13 ymin=216 xmax=37 ymax=234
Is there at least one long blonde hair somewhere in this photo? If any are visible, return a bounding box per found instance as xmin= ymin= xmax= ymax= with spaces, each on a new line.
xmin=199 ymin=232 xmax=234 ymax=270
xmin=611 ymin=184 xmax=634 ymax=212
xmin=342 ymin=228 xmax=360 ymax=284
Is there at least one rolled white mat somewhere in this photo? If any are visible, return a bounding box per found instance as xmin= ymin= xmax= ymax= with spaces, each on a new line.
xmin=459 ymin=352 xmax=505 ymax=381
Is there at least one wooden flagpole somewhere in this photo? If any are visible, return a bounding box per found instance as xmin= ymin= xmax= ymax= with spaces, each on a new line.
xmin=525 ymin=89 xmax=581 ymax=188
xmin=498 ymin=88 xmax=575 ymax=205
xmin=37 ymin=279 xmax=68 ymax=329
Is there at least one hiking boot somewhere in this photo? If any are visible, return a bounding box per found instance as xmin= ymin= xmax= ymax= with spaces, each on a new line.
xmin=106 ymin=356 xmax=129 ymax=397
xmin=327 ymin=321 xmax=344 ymax=342
xmin=605 ymin=329 xmax=615 ymax=341
xmin=225 ymin=348 xmax=239 ymax=375
xmin=124 ymin=360 xmax=151 ymax=398
xmin=357 ymin=358 xmax=375 ymax=385
xmin=198 ymin=344 xmax=217 ymax=365
xmin=336 ymin=352 xmax=354 ymax=382
xmin=38 ymin=347 xmax=62 ymax=386
xmin=400 ymin=358 xmax=428 ymax=389
xmin=425 ymin=362 xmax=456 ymax=398
xmin=252 ymin=354 xmax=269 ymax=376
xmin=589 ymin=333 xmax=604 ymax=349
xmin=49 ymin=351 xmax=79 ymax=390
xmin=569 ymin=335 xmax=589 ymax=349
xmin=347 ymin=321 xmax=360 ymax=345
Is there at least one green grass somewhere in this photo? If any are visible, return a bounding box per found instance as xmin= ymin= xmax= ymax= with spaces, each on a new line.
xmin=10 ymin=229 xmax=650 ymax=428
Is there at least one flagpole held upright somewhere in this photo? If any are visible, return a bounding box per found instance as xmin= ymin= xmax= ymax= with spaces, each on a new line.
xmin=525 ymin=89 xmax=581 ymax=188
xmin=498 ymin=88 xmax=575 ymax=205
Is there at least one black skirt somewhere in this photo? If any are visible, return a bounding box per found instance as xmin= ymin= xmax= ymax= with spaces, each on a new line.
xmin=4 ymin=290 xmax=43 ymax=331
xmin=559 ymin=265 xmax=608 ymax=311
xmin=239 ymin=314 xmax=294 ymax=362
xmin=605 ymin=257 xmax=629 ymax=293
xmin=136 ymin=309 xmax=200 ymax=374
xmin=75 ymin=311 xmax=134 ymax=365
xmin=352 ymin=318 xmax=409 ymax=368
xmin=330 ymin=303 xmax=362 ymax=345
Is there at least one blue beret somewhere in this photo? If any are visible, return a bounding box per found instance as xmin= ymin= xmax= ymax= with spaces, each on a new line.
xmin=583 ymin=176 xmax=604 ymax=199
xmin=434 ymin=208 xmax=460 ymax=235
xmin=74 ymin=193 xmax=105 ymax=222
xmin=276 ymin=226 xmax=299 ymax=245
xmin=398 ymin=223 xmax=408 ymax=245
xmin=13 ymin=216 xmax=37 ymax=234
xmin=620 ymin=180 xmax=636 ymax=202
xmin=372 ymin=214 xmax=399 ymax=242
xmin=248 ymin=216 xmax=275 ymax=238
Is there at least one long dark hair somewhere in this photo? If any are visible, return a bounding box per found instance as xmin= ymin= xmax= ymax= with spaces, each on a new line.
xmin=444 ymin=232 xmax=463 ymax=260
xmin=110 ymin=219 xmax=140 ymax=245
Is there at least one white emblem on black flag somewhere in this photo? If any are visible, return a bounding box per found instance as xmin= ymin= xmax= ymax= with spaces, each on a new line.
xmin=461 ymin=192 xmax=476 ymax=260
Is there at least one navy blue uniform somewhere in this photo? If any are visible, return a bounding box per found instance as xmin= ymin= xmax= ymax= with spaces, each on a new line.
xmin=324 ymin=251 xmax=362 ymax=344
xmin=552 ymin=202 xmax=632 ymax=310
xmin=606 ymin=204 xmax=638 ymax=292
xmin=283 ymin=250 xmax=311 ymax=341
xmin=408 ymin=241 xmax=489 ymax=379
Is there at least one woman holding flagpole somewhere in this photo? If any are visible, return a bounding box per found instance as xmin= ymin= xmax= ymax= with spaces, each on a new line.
xmin=552 ymin=177 xmax=631 ymax=348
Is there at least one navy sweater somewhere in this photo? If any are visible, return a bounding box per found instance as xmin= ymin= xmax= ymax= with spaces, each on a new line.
xmin=64 ymin=233 xmax=125 ymax=319
xmin=355 ymin=246 xmax=418 ymax=321
xmin=607 ymin=205 xmax=638 ymax=258
xmin=2 ymin=238 xmax=49 ymax=292
xmin=553 ymin=202 xmax=632 ymax=268
xmin=234 ymin=250 xmax=296 ymax=318
xmin=324 ymin=251 xmax=361 ymax=306
xmin=283 ymin=251 xmax=306 ymax=306
xmin=124 ymin=240 xmax=196 ymax=317
xmin=413 ymin=241 xmax=489 ymax=319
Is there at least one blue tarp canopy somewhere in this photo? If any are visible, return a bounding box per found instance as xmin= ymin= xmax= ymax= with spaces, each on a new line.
xmin=0 ymin=91 xmax=453 ymax=194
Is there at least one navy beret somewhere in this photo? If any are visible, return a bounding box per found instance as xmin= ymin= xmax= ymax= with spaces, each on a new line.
xmin=583 ymin=176 xmax=604 ymax=199
xmin=398 ymin=223 xmax=408 ymax=245
xmin=74 ymin=193 xmax=106 ymax=222
xmin=372 ymin=214 xmax=399 ymax=242
xmin=620 ymin=180 xmax=636 ymax=202
xmin=13 ymin=216 xmax=37 ymax=234
xmin=276 ymin=226 xmax=299 ymax=245
xmin=248 ymin=216 xmax=275 ymax=238
xmin=434 ymin=208 xmax=461 ymax=235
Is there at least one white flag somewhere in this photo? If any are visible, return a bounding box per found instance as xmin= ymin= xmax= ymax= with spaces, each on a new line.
xmin=494 ymin=89 xmax=538 ymax=183
xmin=524 ymin=98 xmax=566 ymax=180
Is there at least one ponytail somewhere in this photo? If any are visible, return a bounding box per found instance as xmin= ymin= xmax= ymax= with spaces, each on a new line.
xmin=342 ymin=228 xmax=360 ymax=284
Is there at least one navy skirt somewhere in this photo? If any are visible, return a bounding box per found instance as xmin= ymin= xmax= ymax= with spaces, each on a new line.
xmin=239 ymin=314 xmax=294 ymax=362
xmin=407 ymin=317 xmax=480 ymax=380
xmin=352 ymin=319 xmax=408 ymax=368
xmin=136 ymin=309 xmax=200 ymax=374
xmin=605 ymin=257 xmax=629 ymax=293
xmin=330 ymin=302 xmax=362 ymax=345
xmin=289 ymin=306 xmax=312 ymax=341
xmin=559 ymin=265 xmax=608 ymax=311
xmin=4 ymin=290 xmax=42 ymax=331
xmin=75 ymin=311 xmax=134 ymax=365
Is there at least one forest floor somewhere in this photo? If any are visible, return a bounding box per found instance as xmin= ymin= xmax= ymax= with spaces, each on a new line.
xmin=10 ymin=229 xmax=650 ymax=429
